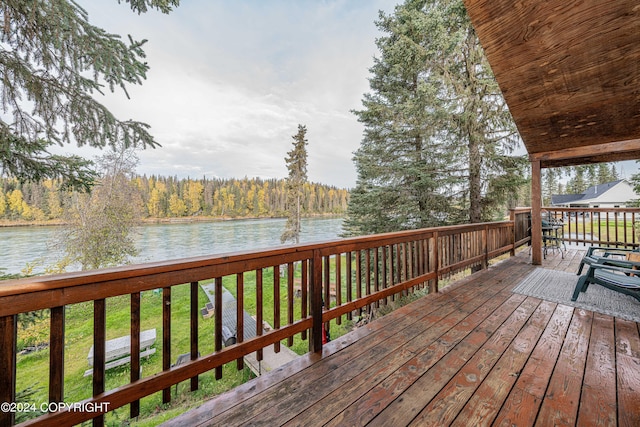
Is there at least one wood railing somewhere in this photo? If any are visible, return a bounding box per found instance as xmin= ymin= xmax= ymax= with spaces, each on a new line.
xmin=0 ymin=219 xmax=528 ymax=426
xmin=543 ymin=207 xmax=640 ymax=248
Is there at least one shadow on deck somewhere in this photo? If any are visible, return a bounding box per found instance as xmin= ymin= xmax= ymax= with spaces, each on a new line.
xmin=164 ymin=248 xmax=640 ymax=426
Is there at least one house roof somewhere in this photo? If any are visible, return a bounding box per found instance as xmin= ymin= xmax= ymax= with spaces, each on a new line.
xmin=463 ymin=0 xmax=640 ymax=168
xmin=550 ymin=193 xmax=582 ymax=205
xmin=550 ymin=179 xmax=625 ymax=205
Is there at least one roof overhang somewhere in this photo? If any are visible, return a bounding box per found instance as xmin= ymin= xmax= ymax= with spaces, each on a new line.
xmin=463 ymin=0 xmax=640 ymax=168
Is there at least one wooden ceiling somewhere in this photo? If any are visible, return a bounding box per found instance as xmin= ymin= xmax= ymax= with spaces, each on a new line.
xmin=463 ymin=0 xmax=640 ymax=168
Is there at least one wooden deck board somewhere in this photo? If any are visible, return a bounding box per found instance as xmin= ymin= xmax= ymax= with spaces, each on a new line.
xmin=164 ymin=249 xmax=640 ymax=427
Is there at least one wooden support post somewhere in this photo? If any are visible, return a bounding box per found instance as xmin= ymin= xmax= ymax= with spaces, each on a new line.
xmin=531 ymin=159 xmax=543 ymax=265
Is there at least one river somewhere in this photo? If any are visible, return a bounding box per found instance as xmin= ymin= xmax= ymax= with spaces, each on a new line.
xmin=0 ymin=217 xmax=344 ymax=275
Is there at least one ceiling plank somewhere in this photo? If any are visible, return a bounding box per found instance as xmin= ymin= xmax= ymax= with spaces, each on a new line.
xmin=463 ymin=0 xmax=640 ymax=163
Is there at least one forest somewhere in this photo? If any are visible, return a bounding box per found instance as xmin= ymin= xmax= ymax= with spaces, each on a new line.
xmin=0 ymin=175 xmax=349 ymax=223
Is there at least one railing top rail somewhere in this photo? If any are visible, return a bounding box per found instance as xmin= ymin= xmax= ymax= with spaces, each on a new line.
xmin=509 ymin=207 xmax=533 ymax=214
xmin=544 ymin=207 xmax=640 ymax=213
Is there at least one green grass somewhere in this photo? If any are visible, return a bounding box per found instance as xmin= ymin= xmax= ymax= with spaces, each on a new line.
xmin=563 ymin=218 xmax=637 ymax=243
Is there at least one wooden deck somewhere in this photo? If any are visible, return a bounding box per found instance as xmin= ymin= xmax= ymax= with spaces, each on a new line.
xmin=165 ymin=248 xmax=640 ymax=426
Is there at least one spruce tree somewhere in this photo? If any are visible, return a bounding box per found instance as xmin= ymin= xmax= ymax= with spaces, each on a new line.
xmin=0 ymin=0 xmax=179 ymax=191
xmin=344 ymin=0 xmax=526 ymax=237
xmin=281 ymin=125 xmax=308 ymax=244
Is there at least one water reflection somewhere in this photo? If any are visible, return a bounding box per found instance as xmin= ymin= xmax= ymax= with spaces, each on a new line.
xmin=0 ymin=217 xmax=343 ymax=275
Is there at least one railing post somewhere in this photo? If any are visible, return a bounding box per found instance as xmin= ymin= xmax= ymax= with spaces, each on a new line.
xmin=482 ymin=225 xmax=489 ymax=269
xmin=531 ymin=160 xmax=543 ymax=265
xmin=0 ymin=315 xmax=17 ymax=427
xmin=310 ymin=250 xmax=323 ymax=353
xmin=509 ymin=209 xmax=516 ymax=256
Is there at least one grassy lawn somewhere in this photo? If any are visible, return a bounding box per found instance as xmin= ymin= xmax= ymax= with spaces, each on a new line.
xmin=563 ymin=217 xmax=637 ymax=243
xmin=15 ymin=257 xmax=363 ymax=425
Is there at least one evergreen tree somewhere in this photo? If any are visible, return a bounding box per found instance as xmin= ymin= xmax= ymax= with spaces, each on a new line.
xmin=344 ymin=0 xmax=526 ymax=236
xmin=281 ymin=125 xmax=308 ymax=244
xmin=0 ymin=0 xmax=179 ymax=191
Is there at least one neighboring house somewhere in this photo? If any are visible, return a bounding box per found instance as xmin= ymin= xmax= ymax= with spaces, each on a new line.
xmin=550 ymin=179 xmax=639 ymax=208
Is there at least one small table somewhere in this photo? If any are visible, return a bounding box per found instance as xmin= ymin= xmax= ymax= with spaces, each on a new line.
xmin=542 ymin=225 xmax=565 ymax=259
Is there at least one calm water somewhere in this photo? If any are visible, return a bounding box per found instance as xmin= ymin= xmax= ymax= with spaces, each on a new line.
xmin=0 ymin=217 xmax=344 ymax=275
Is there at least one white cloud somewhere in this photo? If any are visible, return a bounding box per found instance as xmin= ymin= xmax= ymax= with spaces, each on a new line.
xmin=59 ymin=0 xmax=399 ymax=188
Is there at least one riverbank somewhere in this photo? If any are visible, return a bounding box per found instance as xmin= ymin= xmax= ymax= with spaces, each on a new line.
xmin=0 ymin=213 xmax=343 ymax=228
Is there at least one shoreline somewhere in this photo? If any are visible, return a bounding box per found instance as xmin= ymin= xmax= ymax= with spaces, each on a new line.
xmin=0 ymin=213 xmax=344 ymax=228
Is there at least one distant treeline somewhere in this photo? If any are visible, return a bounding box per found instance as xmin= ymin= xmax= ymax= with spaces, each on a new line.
xmin=0 ymin=176 xmax=349 ymax=222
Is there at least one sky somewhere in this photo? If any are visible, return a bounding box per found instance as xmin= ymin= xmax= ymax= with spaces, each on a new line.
xmin=50 ymin=1 xmax=639 ymax=190
xmin=51 ymin=0 xmax=400 ymax=189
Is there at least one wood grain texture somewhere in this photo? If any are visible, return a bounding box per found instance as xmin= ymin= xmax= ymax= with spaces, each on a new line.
xmin=463 ymin=0 xmax=640 ymax=167
xmin=167 ymin=250 xmax=639 ymax=427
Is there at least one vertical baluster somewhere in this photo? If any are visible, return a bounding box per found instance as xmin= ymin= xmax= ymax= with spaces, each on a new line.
xmin=346 ymin=252 xmax=353 ymax=320
xmin=190 ymin=282 xmax=199 ymax=389
xmin=633 ymin=212 xmax=637 ymax=248
xmin=405 ymin=242 xmax=410 ymax=281
xmin=381 ymin=246 xmax=388 ymax=305
xmin=287 ymin=263 xmax=294 ymax=347
xmin=365 ymin=248 xmax=371 ymax=308
xmin=409 ymin=241 xmax=415 ymax=286
xmin=335 ymin=254 xmax=342 ymax=324
xmin=418 ymin=239 xmax=424 ymax=286
xmin=373 ymin=248 xmax=379 ymax=308
xmin=236 ymin=274 xmax=244 ymax=370
xmin=273 ymin=265 xmax=281 ymax=353
xmin=0 ymin=315 xmax=17 ymax=427
xmin=604 ymin=211 xmax=609 ymax=245
xmin=585 ymin=210 xmax=590 ymax=245
xmin=398 ymin=243 xmax=407 ymax=296
xmin=322 ymin=256 xmax=330 ymax=341
xmin=614 ymin=211 xmax=619 ymax=246
xmin=130 ymin=293 xmax=141 ymax=417
xmin=49 ymin=306 xmax=65 ymax=404
xmin=214 ymin=278 xmax=223 ymax=379
xmin=256 ymin=269 xmax=263 ymax=361
xmin=356 ymin=250 xmax=362 ymax=316
xmin=623 ymin=212 xmax=628 ymax=247
xmin=93 ymin=298 xmax=106 ymax=427
xmin=162 ymin=287 xmax=172 ymax=402
xmin=389 ymin=245 xmax=395 ymax=301
xmin=311 ymin=250 xmax=324 ymax=353
xmin=434 ymin=232 xmax=440 ymax=293
xmin=301 ymin=260 xmax=308 ymax=340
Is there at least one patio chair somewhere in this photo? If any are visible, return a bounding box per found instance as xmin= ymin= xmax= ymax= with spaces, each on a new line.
xmin=576 ymin=246 xmax=639 ymax=275
xmin=572 ymin=256 xmax=640 ymax=303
